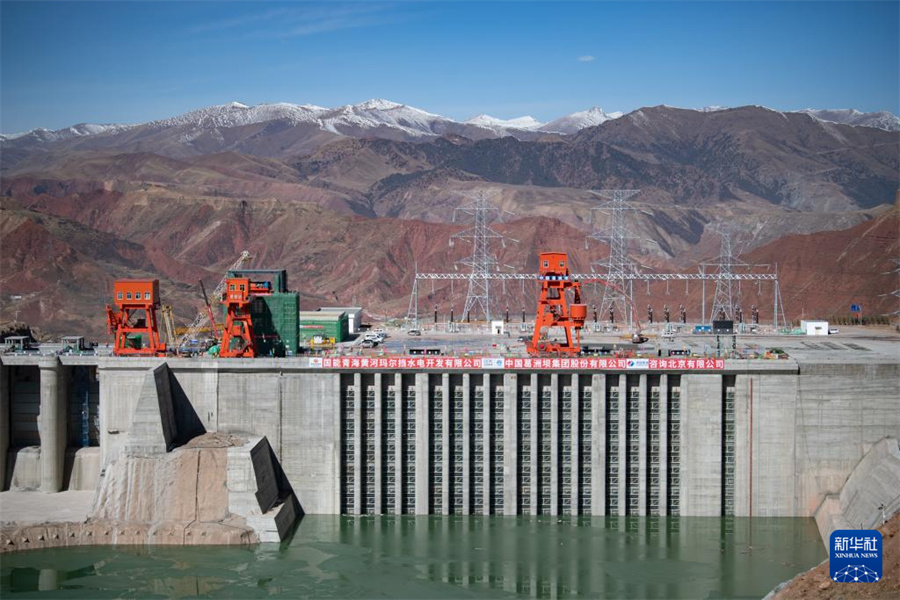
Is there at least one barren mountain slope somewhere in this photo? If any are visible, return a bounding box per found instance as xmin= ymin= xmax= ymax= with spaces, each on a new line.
xmin=2 ymin=188 xmax=896 ymax=338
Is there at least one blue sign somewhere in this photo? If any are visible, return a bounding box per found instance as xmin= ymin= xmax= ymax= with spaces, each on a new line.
xmin=851 ymin=304 xmax=862 ymax=313
xmin=830 ymin=529 xmax=882 ymax=583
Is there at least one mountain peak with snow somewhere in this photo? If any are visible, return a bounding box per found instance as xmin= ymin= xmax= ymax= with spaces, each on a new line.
xmin=796 ymin=108 xmax=900 ymax=131
xmin=355 ymin=99 xmax=404 ymax=111
xmin=0 ymin=122 xmax=135 ymax=143
xmin=690 ymin=105 xmax=900 ymax=131
xmin=464 ymin=114 xmax=543 ymax=131
xmin=539 ymin=107 xmax=622 ymax=134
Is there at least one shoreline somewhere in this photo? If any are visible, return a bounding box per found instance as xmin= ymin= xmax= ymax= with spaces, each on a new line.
xmin=768 ymin=513 xmax=899 ymax=599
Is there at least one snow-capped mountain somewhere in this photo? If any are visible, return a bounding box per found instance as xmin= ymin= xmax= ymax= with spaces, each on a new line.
xmin=464 ymin=114 xmax=544 ymax=133
xmin=319 ymin=99 xmax=450 ymax=136
xmin=3 ymin=101 xmax=897 ymax=161
xmin=145 ymin=99 xmax=460 ymax=138
xmin=692 ymin=106 xmax=900 ymax=131
xmin=539 ymin=107 xmax=622 ymax=134
xmin=796 ymin=109 xmax=900 ymax=131
xmin=0 ymin=100 xmax=503 ymax=148
xmin=147 ymin=101 xmax=325 ymax=130
xmin=0 ymin=100 xmax=568 ymax=147
xmin=0 ymin=122 xmax=134 ymax=143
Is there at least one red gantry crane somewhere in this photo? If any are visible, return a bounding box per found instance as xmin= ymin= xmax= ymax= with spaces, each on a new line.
xmin=219 ymin=276 xmax=273 ymax=358
xmin=526 ymin=252 xmax=647 ymax=356
xmin=105 ymin=279 xmax=167 ymax=356
xmin=527 ymin=252 xmax=589 ymax=356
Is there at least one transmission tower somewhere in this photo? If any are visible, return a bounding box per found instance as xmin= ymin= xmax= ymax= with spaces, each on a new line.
xmin=450 ymin=190 xmax=508 ymax=322
xmin=587 ymin=189 xmax=641 ymax=329
xmin=405 ymin=263 xmax=420 ymax=329
xmin=707 ymin=225 xmax=747 ymax=323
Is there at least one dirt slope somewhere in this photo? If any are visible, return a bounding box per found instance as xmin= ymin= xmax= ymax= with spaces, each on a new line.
xmin=771 ymin=513 xmax=899 ymax=600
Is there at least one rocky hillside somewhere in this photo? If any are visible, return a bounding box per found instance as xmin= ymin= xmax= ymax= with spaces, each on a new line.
xmin=1 ymin=181 xmax=896 ymax=339
xmin=0 ymin=104 xmax=896 ymax=337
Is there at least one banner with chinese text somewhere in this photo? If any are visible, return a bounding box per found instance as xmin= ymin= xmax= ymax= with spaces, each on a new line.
xmin=312 ymin=356 xmax=725 ymax=370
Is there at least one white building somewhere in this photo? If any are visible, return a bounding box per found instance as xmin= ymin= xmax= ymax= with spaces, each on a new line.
xmin=800 ymin=320 xmax=829 ymax=336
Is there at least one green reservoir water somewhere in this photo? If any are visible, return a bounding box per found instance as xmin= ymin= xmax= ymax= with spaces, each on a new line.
xmin=1 ymin=516 xmax=826 ymax=599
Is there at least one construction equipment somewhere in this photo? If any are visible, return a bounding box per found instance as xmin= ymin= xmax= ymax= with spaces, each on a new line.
xmin=309 ymin=335 xmax=336 ymax=351
xmin=178 ymin=250 xmax=252 ymax=350
xmin=527 ymin=252 xmax=588 ymax=356
xmin=105 ymin=279 xmax=166 ymax=356
xmin=219 ymin=276 xmax=274 ymax=358
xmin=160 ymin=305 xmax=177 ymax=349
xmin=199 ymin=280 xmax=218 ymax=336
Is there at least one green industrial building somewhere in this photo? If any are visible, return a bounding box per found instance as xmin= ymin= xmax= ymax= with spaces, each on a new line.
xmin=225 ymin=269 xmax=299 ymax=357
xmin=250 ymin=293 xmax=300 ymax=356
xmin=299 ymin=310 xmax=349 ymax=343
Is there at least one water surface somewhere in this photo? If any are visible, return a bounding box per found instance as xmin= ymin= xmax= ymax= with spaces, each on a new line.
xmin=1 ymin=516 xmax=826 ymax=598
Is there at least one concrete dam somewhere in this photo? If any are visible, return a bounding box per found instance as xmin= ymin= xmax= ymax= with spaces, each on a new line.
xmin=2 ymin=352 xmax=897 ymax=522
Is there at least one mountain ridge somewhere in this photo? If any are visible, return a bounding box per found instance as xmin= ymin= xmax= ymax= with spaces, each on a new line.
xmin=3 ymin=100 xmax=897 ymax=147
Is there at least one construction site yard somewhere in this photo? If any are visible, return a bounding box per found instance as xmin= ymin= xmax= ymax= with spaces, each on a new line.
xmin=344 ymin=323 xmax=900 ymax=364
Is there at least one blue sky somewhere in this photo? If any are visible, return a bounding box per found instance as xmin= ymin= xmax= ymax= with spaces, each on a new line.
xmin=1 ymin=1 xmax=898 ymax=132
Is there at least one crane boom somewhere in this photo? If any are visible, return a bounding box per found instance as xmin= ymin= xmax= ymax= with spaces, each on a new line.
xmin=178 ymin=250 xmax=251 ymax=349
xmin=161 ymin=304 xmax=177 ymax=349
xmin=199 ymin=279 xmax=218 ymax=337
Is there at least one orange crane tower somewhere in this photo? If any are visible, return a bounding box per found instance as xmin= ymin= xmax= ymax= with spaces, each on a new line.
xmin=105 ymin=279 xmax=167 ymax=356
xmin=219 ymin=277 xmax=273 ymax=358
xmin=527 ymin=252 xmax=589 ymax=356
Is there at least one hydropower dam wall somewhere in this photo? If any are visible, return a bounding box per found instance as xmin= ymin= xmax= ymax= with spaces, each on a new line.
xmin=1 ymin=356 xmax=897 ymax=518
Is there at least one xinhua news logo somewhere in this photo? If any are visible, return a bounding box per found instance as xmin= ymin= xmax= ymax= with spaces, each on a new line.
xmin=830 ymin=530 xmax=882 ymax=583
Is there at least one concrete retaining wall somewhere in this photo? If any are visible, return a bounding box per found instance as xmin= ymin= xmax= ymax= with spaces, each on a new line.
xmin=814 ymin=437 xmax=900 ymax=546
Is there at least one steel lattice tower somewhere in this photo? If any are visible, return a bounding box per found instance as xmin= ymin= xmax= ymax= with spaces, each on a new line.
xmin=707 ymin=225 xmax=747 ymax=323
xmin=588 ymin=189 xmax=641 ymax=329
xmin=451 ymin=190 xmax=506 ymax=322
xmin=405 ymin=263 xmax=420 ymax=329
